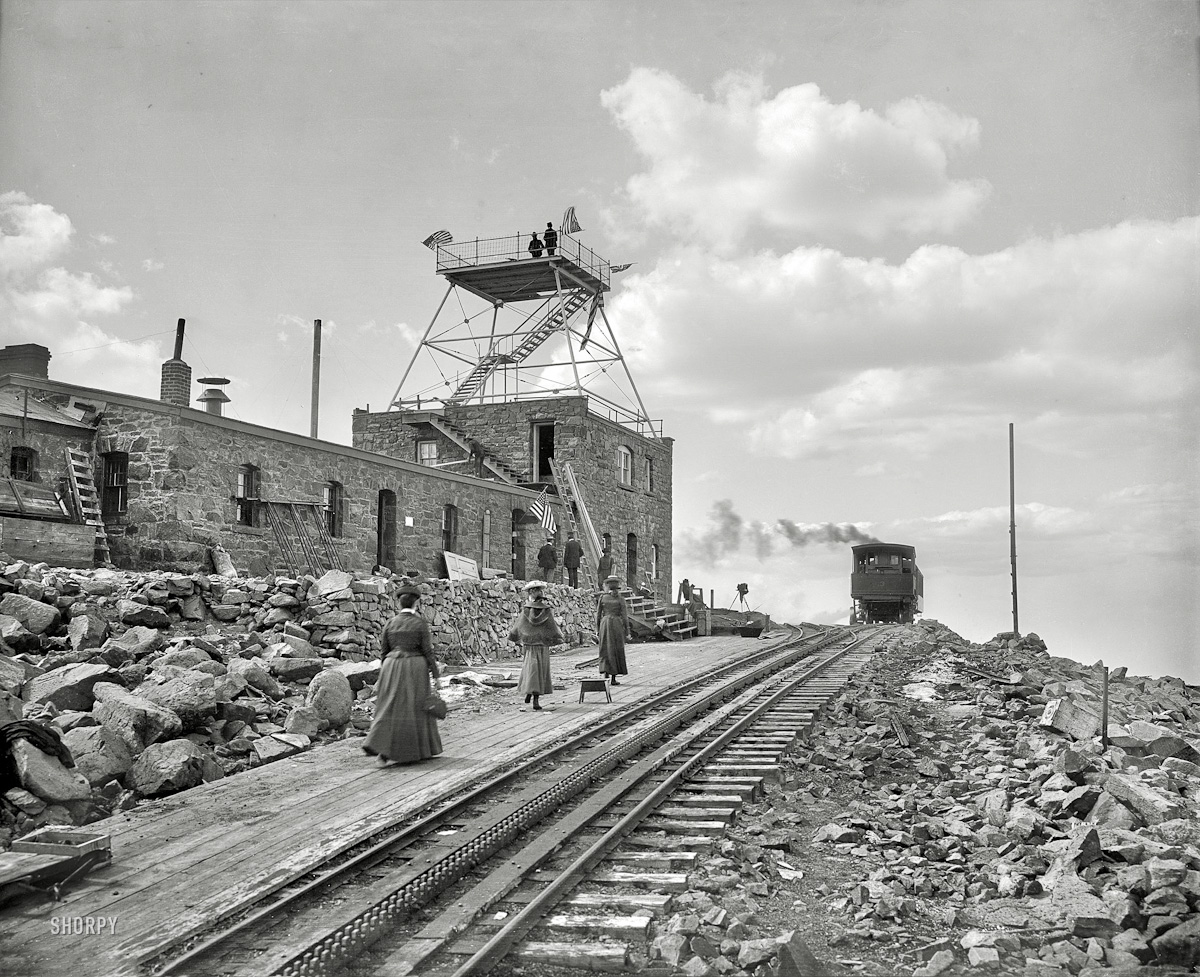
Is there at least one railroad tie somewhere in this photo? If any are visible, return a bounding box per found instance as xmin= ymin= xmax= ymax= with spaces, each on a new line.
xmin=514 ymin=942 xmax=630 ymax=973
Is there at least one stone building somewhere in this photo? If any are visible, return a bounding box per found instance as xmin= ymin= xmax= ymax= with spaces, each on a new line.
xmin=0 ymin=343 xmax=673 ymax=598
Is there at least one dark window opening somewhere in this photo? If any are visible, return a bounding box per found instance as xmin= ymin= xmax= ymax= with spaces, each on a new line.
xmin=236 ymin=464 xmax=260 ymax=527
xmin=9 ymin=446 xmax=36 ymax=482
xmin=512 ymin=509 xmax=526 ymax=580
xmin=323 ymin=481 xmax=344 ymax=537
xmin=101 ymin=451 xmax=129 ymax=517
xmin=626 ymin=532 xmax=638 ymax=588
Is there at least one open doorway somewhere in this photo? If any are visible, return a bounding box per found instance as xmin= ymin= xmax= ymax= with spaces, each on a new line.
xmin=511 ymin=509 xmax=527 ymax=580
xmin=626 ymin=532 xmax=638 ymax=589
xmin=377 ymin=489 xmax=397 ymax=569
xmin=532 ymin=422 xmax=555 ymax=482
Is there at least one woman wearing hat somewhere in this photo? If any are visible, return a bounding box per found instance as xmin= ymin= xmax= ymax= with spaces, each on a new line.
xmin=363 ymin=580 xmax=443 ymax=766
xmin=596 ymin=575 xmax=630 ymax=686
xmin=508 ymin=580 xmax=564 ymax=711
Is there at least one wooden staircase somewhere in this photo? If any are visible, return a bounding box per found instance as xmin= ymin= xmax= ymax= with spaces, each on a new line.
xmin=402 ymin=411 xmax=527 ymax=484
xmin=623 ymin=589 xmax=697 ymax=640
xmin=445 ymin=290 xmax=588 ymax=405
xmin=262 ymin=501 xmax=343 ymax=577
xmin=63 ymin=448 xmax=110 ymax=565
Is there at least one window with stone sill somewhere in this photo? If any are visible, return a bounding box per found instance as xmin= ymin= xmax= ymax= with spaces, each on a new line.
xmin=9 ymin=446 xmax=36 ymax=482
xmin=236 ymin=464 xmax=260 ymax=527
xmin=616 ymin=445 xmax=632 ymax=486
xmin=323 ymin=480 xmax=344 ymax=538
xmin=101 ymin=451 xmax=128 ymax=516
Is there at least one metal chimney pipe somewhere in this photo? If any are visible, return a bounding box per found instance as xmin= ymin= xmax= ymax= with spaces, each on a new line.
xmin=173 ymin=318 xmax=186 ymax=360
xmin=311 ymin=319 xmax=322 ymax=439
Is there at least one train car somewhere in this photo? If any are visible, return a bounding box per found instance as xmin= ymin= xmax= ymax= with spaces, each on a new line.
xmin=849 ymin=542 xmax=923 ymax=624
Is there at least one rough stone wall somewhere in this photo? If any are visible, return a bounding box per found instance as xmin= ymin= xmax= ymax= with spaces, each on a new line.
xmin=38 ymin=396 xmax=550 ymax=578
xmin=352 ymin=397 xmax=674 ymax=602
xmin=0 ymin=422 xmax=91 ymax=495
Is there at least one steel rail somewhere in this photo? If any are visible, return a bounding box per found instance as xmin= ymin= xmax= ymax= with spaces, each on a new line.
xmin=150 ymin=630 xmax=839 ymax=976
xmin=446 ymin=632 xmax=878 ymax=976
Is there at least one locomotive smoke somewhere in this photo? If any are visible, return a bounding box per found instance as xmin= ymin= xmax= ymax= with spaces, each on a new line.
xmin=776 ymin=519 xmax=880 ymax=547
xmin=681 ymin=500 xmax=878 ymax=566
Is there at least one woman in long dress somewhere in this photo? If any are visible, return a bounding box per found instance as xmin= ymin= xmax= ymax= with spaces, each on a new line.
xmin=596 ymin=575 xmax=630 ymax=686
xmin=509 ymin=580 xmax=564 ymax=711
xmin=363 ymin=581 xmax=443 ymax=766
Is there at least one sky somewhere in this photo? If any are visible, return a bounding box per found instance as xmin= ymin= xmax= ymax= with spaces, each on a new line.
xmin=1 ymin=1 xmax=1197 ymax=681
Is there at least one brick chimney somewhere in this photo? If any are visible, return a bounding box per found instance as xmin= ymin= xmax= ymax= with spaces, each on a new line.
xmin=160 ymin=318 xmax=192 ymax=406
xmin=0 ymin=344 xmax=51 ymax=378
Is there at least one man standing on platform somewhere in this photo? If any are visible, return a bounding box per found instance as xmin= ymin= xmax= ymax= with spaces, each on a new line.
xmin=563 ymin=531 xmax=583 ymax=589
xmin=543 ymin=221 xmax=558 ymax=256
xmin=537 ymin=535 xmax=558 ymax=582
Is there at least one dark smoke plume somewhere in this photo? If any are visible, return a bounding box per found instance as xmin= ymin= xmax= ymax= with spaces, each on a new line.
xmin=680 ymin=500 xmax=878 ymax=567
xmin=776 ymin=520 xmax=879 ymax=547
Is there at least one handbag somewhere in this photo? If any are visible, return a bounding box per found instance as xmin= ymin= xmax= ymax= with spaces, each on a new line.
xmin=425 ymin=692 xmax=448 ymax=719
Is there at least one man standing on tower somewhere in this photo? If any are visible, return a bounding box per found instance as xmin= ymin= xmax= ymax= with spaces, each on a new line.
xmin=543 ymin=222 xmax=558 ymax=256
xmin=537 ymin=535 xmax=558 ymax=582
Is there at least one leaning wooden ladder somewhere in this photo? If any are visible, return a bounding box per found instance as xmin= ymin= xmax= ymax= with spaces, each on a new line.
xmin=263 ymin=500 xmax=343 ymax=576
xmin=548 ymin=457 xmax=602 ymax=585
xmin=63 ymin=448 xmax=110 ymax=565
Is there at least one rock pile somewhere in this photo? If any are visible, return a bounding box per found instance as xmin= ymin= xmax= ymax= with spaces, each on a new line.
xmin=0 ymin=558 xmax=593 ymax=850
xmin=662 ymin=622 xmax=1199 ymax=976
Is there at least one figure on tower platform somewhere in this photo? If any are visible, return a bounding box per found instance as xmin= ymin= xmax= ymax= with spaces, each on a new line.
xmin=528 ymin=232 xmax=544 ymax=258
xmin=543 ymin=222 xmax=558 ymax=255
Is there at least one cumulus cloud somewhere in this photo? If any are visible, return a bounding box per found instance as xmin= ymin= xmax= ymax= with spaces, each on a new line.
xmin=142 ymin=258 xmax=164 ymax=272
xmin=613 ymin=216 xmax=1199 ymax=459
xmin=601 ymin=69 xmax=990 ymax=249
xmin=0 ymin=192 xmax=153 ymax=391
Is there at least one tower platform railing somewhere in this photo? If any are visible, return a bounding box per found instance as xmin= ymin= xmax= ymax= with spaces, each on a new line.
xmin=435 ymin=233 xmax=611 ymax=291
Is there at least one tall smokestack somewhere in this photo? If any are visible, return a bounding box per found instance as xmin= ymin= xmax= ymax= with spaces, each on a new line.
xmin=311 ymin=319 xmax=321 ymax=439
xmin=160 ymin=318 xmax=192 ymax=406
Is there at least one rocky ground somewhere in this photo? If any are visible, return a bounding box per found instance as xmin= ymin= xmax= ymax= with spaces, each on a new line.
xmin=630 ymin=623 xmax=1200 ymax=976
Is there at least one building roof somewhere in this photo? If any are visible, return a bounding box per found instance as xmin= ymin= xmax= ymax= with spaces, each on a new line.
xmin=0 ymin=386 xmax=94 ymax=430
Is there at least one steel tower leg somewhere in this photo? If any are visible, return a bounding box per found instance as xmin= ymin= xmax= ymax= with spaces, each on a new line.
xmin=389 ymin=283 xmax=454 ymax=408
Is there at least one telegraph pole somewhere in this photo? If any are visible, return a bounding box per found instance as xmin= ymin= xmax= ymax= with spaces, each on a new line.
xmin=1009 ymin=422 xmax=1019 ymax=635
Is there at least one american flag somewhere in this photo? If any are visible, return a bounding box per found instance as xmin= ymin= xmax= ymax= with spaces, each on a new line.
xmin=421 ymin=229 xmax=453 ymax=250
xmin=560 ymin=206 xmax=583 ymax=235
xmin=609 ymin=262 xmax=634 ymax=274
xmin=528 ymin=489 xmax=557 ymax=534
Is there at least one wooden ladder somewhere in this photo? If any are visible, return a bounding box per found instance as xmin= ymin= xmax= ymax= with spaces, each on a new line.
xmin=548 ymin=458 xmax=602 ymax=585
xmin=64 ymin=448 xmax=110 ymax=565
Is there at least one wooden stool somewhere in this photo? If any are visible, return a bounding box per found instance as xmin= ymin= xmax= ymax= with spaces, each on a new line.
xmin=578 ymin=678 xmax=612 ymax=703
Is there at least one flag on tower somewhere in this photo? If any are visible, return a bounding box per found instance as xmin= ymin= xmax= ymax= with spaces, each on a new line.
xmin=609 ymin=262 xmax=634 ymax=273
xmin=560 ymin=207 xmax=583 ymax=235
xmin=421 ymin=230 xmax=453 ymax=250
xmin=528 ymin=489 xmax=557 ymax=534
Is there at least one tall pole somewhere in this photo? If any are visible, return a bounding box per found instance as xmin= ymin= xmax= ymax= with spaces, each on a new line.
xmin=311 ymin=319 xmax=322 ymax=439
xmin=1009 ymin=422 xmax=1019 ymax=635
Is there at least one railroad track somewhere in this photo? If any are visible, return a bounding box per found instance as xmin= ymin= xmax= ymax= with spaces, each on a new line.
xmin=147 ymin=626 xmax=885 ymax=977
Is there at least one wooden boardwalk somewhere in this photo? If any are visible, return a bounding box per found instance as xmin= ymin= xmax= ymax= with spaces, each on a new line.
xmin=0 ymin=634 xmax=786 ymax=977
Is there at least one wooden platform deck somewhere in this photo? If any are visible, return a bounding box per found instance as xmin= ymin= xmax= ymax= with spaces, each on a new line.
xmin=0 ymin=633 xmax=788 ymax=977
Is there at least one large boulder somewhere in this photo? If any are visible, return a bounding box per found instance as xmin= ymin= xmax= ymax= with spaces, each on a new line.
xmin=117 ymin=600 xmax=172 ymax=629
xmin=0 ymin=653 xmax=26 ymax=695
xmin=61 ymin=725 xmax=134 ymax=786
xmin=128 ymin=739 xmax=208 ymax=796
xmin=268 ymin=658 xmax=324 ymax=682
xmin=155 ymin=646 xmax=214 ymax=669
xmin=227 ymin=657 xmax=282 ymax=698
xmin=93 ymin=682 xmax=183 ymax=753
xmin=22 ymin=662 xmax=121 ymax=712
xmin=0 ymin=593 xmax=61 ymax=636
xmin=100 ymin=626 xmax=168 ymax=665
xmin=0 ymin=613 xmax=40 ymax=653
xmin=310 ymin=569 xmax=354 ymax=599
xmin=136 ymin=671 xmax=218 ymax=732
xmin=67 ymin=609 xmax=110 ymax=651
xmin=304 ymin=669 xmax=352 ymax=730
xmin=0 ymin=689 xmax=23 ymax=723
xmin=333 ymin=660 xmax=382 ymax=693
xmin=10 ymin=739 xmax=91 ymax=803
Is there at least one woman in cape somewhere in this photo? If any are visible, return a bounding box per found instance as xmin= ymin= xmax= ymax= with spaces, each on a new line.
xmin=363 ymin=580 xmax=443 ymax=765
xmin=509 ymin=580 xmax=564 ymax=711
xmin=596 ymin=574 xmax=630 ymax=685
